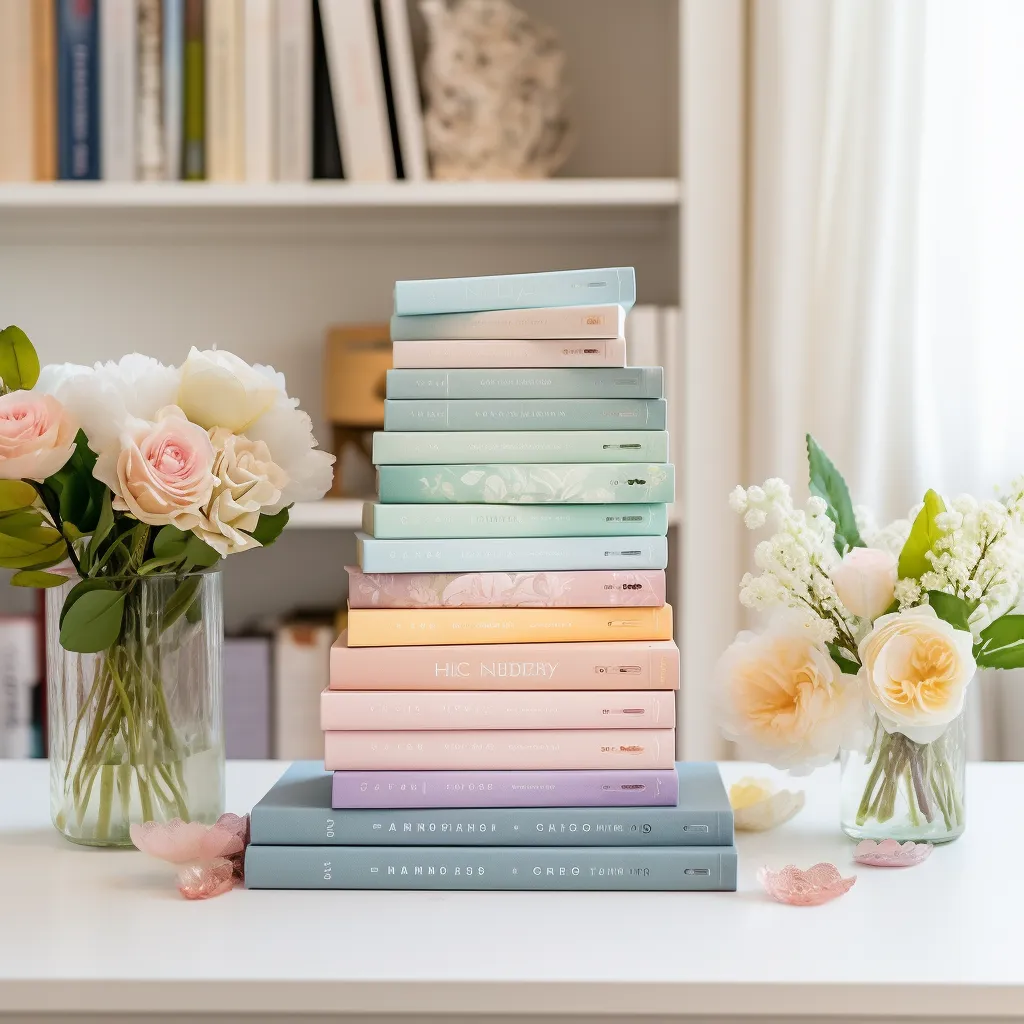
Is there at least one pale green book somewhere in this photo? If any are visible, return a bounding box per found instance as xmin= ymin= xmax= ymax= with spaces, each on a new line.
xmin=362 ymin=502 xmax=668 ymax=539
xmin=383 ymin=398 xmax=667 ymax=431
xmin=385 ymin=367 xmax=664 ymax=400
xmin=376 ymin=463 xmax=675 ymax=504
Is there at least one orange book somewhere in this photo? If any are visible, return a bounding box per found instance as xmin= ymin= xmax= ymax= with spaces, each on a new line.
xmin=32 ymin=0 xmax=57 ymax=180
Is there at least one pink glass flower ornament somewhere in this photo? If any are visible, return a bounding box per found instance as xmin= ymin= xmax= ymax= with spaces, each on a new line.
xmin=758 ymin=863 xmax=856 ymax=906
xmin=853 ymin=839 xmax=933 ymax=867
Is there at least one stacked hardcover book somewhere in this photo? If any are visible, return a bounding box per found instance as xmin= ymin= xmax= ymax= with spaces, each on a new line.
xmin=245 ymin=267 xmax=737 ymax=890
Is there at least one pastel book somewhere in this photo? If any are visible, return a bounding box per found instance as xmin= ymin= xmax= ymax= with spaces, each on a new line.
xmin=393 ymin=267 xmax=637 ymax=316
xmin=371 ymin=430 xmax=669 ymax=465
xmin=376 ymin=463 xmax=675 ymax=504
xmin=245 ymin=845 xmax=738 ymax=891
xmin=345 ymin=567 xmax=668 ymax=608
xmin=385 ymin=367 xmax=664 ymax=400
xmin=329 ymin=635 xmax=681 ymax=690
xmin=346 ymin=606 xmax=672 ymax=650
xmin=390 ymin=338 xmax=627 ymax=369
xmin=360 ymin=504 xmax=669 ymax=540
xmin=250 ymin=761 xmax=731 ymax=839
xmin=320 ymin=689 xmax=676 ymax=731
xmin=389 ymin=304 xmax=626 ymax=341
xmin=382 ymin=399 xmax=668 ymax=431
xmin=323 ymin=728 xmax=676 ymax=770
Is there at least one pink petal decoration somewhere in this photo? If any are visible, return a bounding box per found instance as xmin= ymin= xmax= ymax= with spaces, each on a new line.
xmin=177 ymin=858 xmax=236 ymax=900
xmin=854 ymin=839 xmax=933 ymax=867
xmin=758 ymin=863 xmax=856 ymax=906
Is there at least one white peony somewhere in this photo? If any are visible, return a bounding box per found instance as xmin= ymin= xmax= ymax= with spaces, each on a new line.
xmin=177 ymin=348 xmax=280 ymax=433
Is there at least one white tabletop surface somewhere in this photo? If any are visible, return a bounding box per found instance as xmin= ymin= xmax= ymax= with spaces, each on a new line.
xmin=0 ymin=759 xmax=1019 ymax=1020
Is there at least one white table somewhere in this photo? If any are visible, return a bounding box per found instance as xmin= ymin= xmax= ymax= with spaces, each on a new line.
xmin=0 ymin=760 xmax=1019 ymax=1024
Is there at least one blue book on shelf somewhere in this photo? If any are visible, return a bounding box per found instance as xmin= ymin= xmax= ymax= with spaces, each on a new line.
xmin=385 ymin=367 xmax=665 ymax=400
xmin=57 ymin=0 xmax=100 ymax=180
xmin=394 ymin=268 xmax=637 ymax=316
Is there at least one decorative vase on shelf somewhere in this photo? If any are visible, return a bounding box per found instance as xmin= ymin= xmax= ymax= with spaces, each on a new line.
xmin=47 ymin=571 xmax=225 ymax=847
xmin=840 ymin=709 xmax=967 ymax=844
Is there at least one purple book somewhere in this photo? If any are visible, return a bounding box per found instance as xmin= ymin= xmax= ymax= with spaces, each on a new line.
xmin=332 ymin=768 xmax=679 ymax=809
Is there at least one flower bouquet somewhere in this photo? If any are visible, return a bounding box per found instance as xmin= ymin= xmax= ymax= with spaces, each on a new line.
xmin=0 ymin=325 xmax=333 ymax=845
xmin=717 ymin=436 xmax=1024 ymax=842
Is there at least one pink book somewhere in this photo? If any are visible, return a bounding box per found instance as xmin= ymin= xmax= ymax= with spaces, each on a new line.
xmin=320 ymin=689 xmax=675 ymax=731
xmin=345 ymin=567 xmax=667 ymax=608
xmin=391 ymin=338 xmax=627 ymax=369
xmin=330 ymin=633 xmax=680 ymax=691
xmin=323 ymin=728 xmax=676 ymax=770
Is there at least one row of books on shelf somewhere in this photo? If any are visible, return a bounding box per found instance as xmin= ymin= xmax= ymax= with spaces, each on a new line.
xmin=1 ymin=0 xmax=427 ymax=183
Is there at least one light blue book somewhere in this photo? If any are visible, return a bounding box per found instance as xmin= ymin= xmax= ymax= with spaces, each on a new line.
xmin=372 ymin=431 xmax=669 ymax=466
xmin=384 ymin=399 xmax=667 ymax=432
xmin=386 ymin=367 xmax=664 ymax=400
xmin=377 ymin=463 xmax=676 ymax=504
xmin=393 ymin=268 xmax=637 ymax=316
xmin=355 ymin=533 xmax=668 ymax=572
xmin=362 ymin=502 xmax=669 ymax=539
xmin=162 ymin=0 xmax=184 ymax=180
xmin=245 ymin=844 xmax=738 ymax=890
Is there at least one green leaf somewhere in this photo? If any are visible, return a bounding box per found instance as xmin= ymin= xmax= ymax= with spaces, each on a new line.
xmin=0 ymin=510 xmax=46 ymax=537
xmin=59 ymin=589 xmax=125 ymax=654
xmin=0 ymin=480 xmax=37 ymax=512
xmin=59 ymin=577 xmax=115 ymax=629
xmin=86 ymin=490 xmax=115 ymax=566
xmin=0 ymin=325 xmax=40 ymax=391
xmin=184 ymin=535 xmax=220 ymax=570
xmin=926 ymin=591 xmax=971 ymax=632
xmin=806 ymin=434 xmax=864 ymax=555
xmin=898 ymin=489 xmax=946 ymax=580
xmin=11 ymin=570 xmax=68 ymax=588
xmin=0 ymin=525 xmax=62 ymax=559
xmin=160 ymin=575 xmax=203 ymax=633
xmin=975 ymin=614 xmax=1024 ymax=669
xmin=153 ymin=525 xmax=191 ymax=560
xmin=246 ymin=507 xmax=290 ymax=547
xmin=49 ymin=432 xmax=105 ymax=533
xmin=827 ymin=643 xmax=860 ymax=675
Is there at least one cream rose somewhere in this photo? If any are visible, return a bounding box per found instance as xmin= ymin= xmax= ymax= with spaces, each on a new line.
xmin=0 ymin=391 xmax=77 ymax=481
xmin=858 ymin=605 xmax=976 ymax=744
xmin=194 ymin=428 xmax=288 ymax=556
xmin=716 ymin=619 xmax=866 ymax=771
xmin=178 ymin=348 xmax=279 ymax=434
xmin=830 ymin=547 xmax=898 ymax=619
xmin=112 ymin=406 xmax=216 ymax=529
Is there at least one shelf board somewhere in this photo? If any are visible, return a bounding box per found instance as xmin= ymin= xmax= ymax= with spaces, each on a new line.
xmin=0 ymin=179 xmax=681 ymax=210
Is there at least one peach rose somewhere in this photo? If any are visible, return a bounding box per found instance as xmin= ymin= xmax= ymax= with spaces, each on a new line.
xmin=0 ymin=391 xmax=77 ymax=481
xmin=830 ymin=547 xmax=898 ymax=619
xmin=113 ymin=406 xmax=216 ymax=530
xmin=716 ymin=619 xmax=866 ymax=771
xmin=858 ymin=605 xmax=976 ymax=743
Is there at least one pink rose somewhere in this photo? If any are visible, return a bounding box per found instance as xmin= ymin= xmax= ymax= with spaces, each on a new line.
xmin=830 ymin=547 xmax=898 ymax=619
xmin=113 ymin=406 xmax=216 ymax=529
xmin=0 ymin=390 xmax=77 ymax=481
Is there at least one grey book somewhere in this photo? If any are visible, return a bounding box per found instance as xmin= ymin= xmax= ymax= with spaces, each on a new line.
xmin=245 ymin=844 xmax=738 ymax=891
xmin=249 ymin=761 xmax=733 ymax=847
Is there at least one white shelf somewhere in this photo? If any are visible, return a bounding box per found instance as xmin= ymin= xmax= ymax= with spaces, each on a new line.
xmin=0 ymin=179 xmax=681 ymax=210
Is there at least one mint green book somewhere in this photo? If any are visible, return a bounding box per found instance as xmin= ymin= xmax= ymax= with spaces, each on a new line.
xmin=384 ymin=398 xmax=667 ymax=431
xmin=372 ymin=431 xmax=669 ymax=465
xmin=377 ymin=463 xmax=675 ymax=504
xmin=362 ymin=502 xmax=668 ymax=539
xmin=386 ymin=367 xmax=664 ymax=399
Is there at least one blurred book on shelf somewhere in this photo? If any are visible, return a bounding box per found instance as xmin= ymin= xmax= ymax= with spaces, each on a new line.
xmin=223 ymin=635 xmax=273 ymax=759
xmin=0 ymin=615 xmax=42 ymax=759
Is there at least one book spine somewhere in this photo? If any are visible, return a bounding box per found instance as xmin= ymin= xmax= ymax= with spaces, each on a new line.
xmin=0 ymin=1 xmax=34 ymax=181
xmin=345 ymin=567 xmax=668 ymax=608
xmin=321 ymin=689 xmax=675 ymax=731
xmin=182 ymin=0 xmax=204 ymax=179
xmin=361 ymin=503 xmax=668 ymax=540
xmin=0 ymin=618 xmax=40 ymax=758
xmin=394 ymin=268 xmax=638 ymax=317
xmin=383 ymin=401 xmax=667 ymax=434
xmin=391 ymin=338 xmax=627 ymax=370
xmin=163 ymin=0 xmax=184 ymax=179
xmin=324 ymin=728 xmax=675 ymax=770
xmin=275 ymin=0 xmax=312 ymax=180
xmin=319 ymin=0 xmax=395 ymax=181
xmin=331 ymin=768 xmax=680 ymax=809
xmin=330 ymin=636 xmax=681 ymax=690
xmin=205 ymin=0 xmax=243 ymax=181
xmin=99 ymin=0 xmax=136 ymax=181
xmin=245 ymin=845 xmax=736 ymax=890
xmin=32 ymin=0 xmax=58 ymax=181
xmin=376 ymin=463 xmax=676 ymax=505
xmin=311 ymin=0 xmax=342 ymax=178
xmin=386 ymin=367 xmax=665 ymax=401
xmin=136 ymin=0 xmax=164 ymax=181
xmin=57 ymin=0 xmax=100 ymax=180
xmin=379 ymin=0 xmax=427 ymax=180
xmin=389 ymin=305 xmax=626 ymax=342
xmin=244 ymin=0 xmax=274 ymax=182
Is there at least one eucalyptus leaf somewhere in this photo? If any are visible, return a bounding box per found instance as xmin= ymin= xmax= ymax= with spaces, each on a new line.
xmin=898 ymin=490 xmax=946 ymax=580
xmin=0 ymin=325 xmax=40 ymax=391
xmin=160 ymin=575 xmax=202 ymax=633
xmin=806 ymin=434 xmax=864 ymax=555
xmin=59 ymin=577 xmax=116 ymax=629
xmin=86 ymin=490 xmax=115 ymax=566
xmin=0 ymin=480 xmax=37 ymax=512
xmin=11 ymin=570 xmax=69 ymax=588
xmin=184 ymin=535 xmax=220 ymax=569
xmin=59 ymin=589 xmax=125 ymax=654
xmin=926 ymin=591 xmax=971 ymax=632
xmin=153 ymin=525 xmax=191 ymax=560
xmin=247 ymin=506 xmax=290 ymax=547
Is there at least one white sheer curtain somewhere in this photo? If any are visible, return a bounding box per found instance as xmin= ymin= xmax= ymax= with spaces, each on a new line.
xmin=747 ymin=0 xmax=1024 ymax=757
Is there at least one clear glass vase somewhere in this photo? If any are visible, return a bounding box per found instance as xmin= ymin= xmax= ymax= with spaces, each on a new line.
xmin=47 ymin=571 xmax=225 ymax=847
xmin=840 ymin=710 xmax=966 ymax=844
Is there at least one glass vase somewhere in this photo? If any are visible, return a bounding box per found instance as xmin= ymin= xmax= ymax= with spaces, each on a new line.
xmin=840 ymin=710 xmax=966 ymax=844
xmin=47 ymin=571 xmax=225 ymax=847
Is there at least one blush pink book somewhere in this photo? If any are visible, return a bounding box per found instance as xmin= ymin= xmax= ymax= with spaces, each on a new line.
xmin=323 ymin=728 xmax=676 ymax=770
